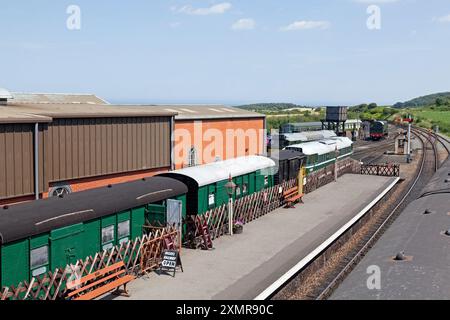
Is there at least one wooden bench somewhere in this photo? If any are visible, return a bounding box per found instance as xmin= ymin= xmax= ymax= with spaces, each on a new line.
xmin=283 ymin=187 xmax=304 ymax=208
xmin=65 ymin=261 xmax=135 ymax=300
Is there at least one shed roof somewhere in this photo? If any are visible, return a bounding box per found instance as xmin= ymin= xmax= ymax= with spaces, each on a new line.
xmin=127 ymin=105 xmax=265 ymax=120
xmin=160 ymin=156 xmax=276 ymax=187
xmin=1 ymin=103 xmax=176 ymax=119
xmin=0 ymin=109 xmax=52 ymax=124
xmin=11 ymin=92 xmax=108 ymax=105
xmin=0 ymin=176 xmax=187 ymax=244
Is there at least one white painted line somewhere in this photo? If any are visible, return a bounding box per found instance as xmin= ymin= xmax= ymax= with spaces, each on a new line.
xmin=254 ymin=177 xmax=400 ymax=300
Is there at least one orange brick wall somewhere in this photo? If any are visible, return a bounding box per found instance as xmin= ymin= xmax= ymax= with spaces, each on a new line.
xmin=174 ymin=118 xmax=265 ymax=169
xmin=45 ymin=167 xmax=171 ymax=196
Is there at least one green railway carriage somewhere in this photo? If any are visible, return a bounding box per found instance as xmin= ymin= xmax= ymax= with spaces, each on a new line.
xmin=160 ymin=156 xmax=277 ymax=215
xmin=285 ymin=137 xmax=354 ymax=174
xmin=0 ymin=177 xmax=187 ymax=289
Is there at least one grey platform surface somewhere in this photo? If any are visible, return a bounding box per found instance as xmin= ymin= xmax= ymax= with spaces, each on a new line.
xmin=114 ymin=174 xmax=397 ymax=300
xmin=331 ymin=160 xmax=450 ymax=300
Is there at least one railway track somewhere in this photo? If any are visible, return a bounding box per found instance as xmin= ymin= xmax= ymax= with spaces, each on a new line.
xmin=268 ymin=128 xmax=448 ymax=300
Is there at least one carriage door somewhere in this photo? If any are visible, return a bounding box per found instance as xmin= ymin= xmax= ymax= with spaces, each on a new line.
xmin=50 ymin=223 xmax=85 ymax=269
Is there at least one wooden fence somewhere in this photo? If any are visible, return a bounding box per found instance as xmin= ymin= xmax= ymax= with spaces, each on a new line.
xmin=0 ymin=227 xmax=178 ymax=301
xmin=187 ymin=179 xmax=297 ymax=248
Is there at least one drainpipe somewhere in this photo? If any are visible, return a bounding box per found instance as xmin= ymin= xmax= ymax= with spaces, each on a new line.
xmin=170 ymin=116 xmax=175 ymax=171
xmin=263 ymin=117 xmax=267 ymax=156
xmin=34 ymin=123 xmax=39 ymax=200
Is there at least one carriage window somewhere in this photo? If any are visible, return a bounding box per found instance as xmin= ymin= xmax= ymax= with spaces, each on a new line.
xmin=242 ymin=184 xmax=248 ymax=194
xmin=102 ymin=225 xmax=115 ymax=244
xmin=30 ymin=246 xmax=49 ymax=270
xmin=118 ymin=220 xmax=130 ymax=239
xmin=264 ymin=176 xmax=269 ymax=186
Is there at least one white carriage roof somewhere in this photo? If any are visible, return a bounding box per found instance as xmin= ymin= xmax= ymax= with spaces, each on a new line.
xmin=283 ymin=130 xmax=337 ymax=142
xmin=166 ymin=156 xmax=276 ymax=187
xmin=285 ymin=137 xmax=353 ymax=156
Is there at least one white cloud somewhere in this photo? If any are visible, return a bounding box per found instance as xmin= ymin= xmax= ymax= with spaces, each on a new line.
xmin=434 ymin=14 xmax=450 ymax=23
xmin=174 ymin=2 xmax=232 ymax=16
xmin=280 ymin=20 xmax=330 ymax=31
xmin=231 ymin=18 xmax=256 ymax=30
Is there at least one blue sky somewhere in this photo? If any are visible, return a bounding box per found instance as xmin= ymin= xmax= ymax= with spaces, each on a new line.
xmin=1 ymin=0 xmax=450 ymax=105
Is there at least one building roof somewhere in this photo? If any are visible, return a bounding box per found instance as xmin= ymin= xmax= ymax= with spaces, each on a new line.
xmin=285 ymin=137 xmax=353 ymax=156
xmin=282 ymin=130 xmax=337 ymax=143
xmin=10 ymin=92 xmax=108 ymax=105
xmin=0 ymin=176 xmax=188 ymax=244
xmin=160 ymin=156 xmax=276 ymax=187
xmin=132 ymin=105 xmax=265 ymax=120
xmin=0 ymin=109 xmax=52 ymax=124
xmin=331 ymin=159 xmax=450 ymax=300
xmin=1 ymin=103 xmax=177 ymax=120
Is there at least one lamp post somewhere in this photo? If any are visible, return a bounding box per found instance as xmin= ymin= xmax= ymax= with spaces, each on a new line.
xmin=225 ymin=174 xmax=236 ymax=236
xmin=334 ymin=145 xmax=339 ymax=182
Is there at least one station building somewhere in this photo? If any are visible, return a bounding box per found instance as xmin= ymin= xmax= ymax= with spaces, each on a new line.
xmin=0 ymin=91 xmax=266 ymax=205
xmin=0 ymin=91 xmax=175 ymax=205
xmin=145 ymin=105 xmax=266 ymax=169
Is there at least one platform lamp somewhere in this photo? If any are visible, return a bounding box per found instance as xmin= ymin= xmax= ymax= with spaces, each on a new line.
xmin=225 ymin=174 xmax=237 ymax=236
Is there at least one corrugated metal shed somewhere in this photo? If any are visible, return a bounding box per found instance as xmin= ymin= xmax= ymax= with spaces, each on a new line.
xmin=0 ymin=100 xmax=176 ymax=201
xmin=162 ymin=156 xmax=276 ymax=187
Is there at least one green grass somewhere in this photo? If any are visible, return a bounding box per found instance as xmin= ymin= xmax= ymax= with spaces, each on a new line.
xmin=396 ymin=106 xmax=450 ymax=135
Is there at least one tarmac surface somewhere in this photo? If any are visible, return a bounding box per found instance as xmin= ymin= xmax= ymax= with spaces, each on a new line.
xmin=331 ymin=159 xmax=450 ymax=300
xmin=112 ymin=174 xmax=398 ymax=300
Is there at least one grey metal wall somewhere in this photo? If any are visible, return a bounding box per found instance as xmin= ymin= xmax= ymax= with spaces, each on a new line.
xmin=0 ymin=117 xmax=172 ymax=200
xmin=44 ymin=117 xmax=171 ymax=183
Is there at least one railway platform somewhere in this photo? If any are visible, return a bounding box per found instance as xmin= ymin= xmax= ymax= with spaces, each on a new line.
xmin=112 ymin=174 xmax=399 ymax=300
xmin=331 ymin=159 xmax=450 ymax=300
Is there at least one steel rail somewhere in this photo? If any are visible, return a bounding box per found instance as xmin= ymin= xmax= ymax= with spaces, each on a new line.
xmin=315 ymin=130 xmax=428 ymax=300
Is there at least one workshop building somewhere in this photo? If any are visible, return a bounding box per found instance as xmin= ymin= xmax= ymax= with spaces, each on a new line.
xmin=148 ymin=105 xmax=266 ymax=169
xmin=0 ymin=90 xmax=175 ymax=205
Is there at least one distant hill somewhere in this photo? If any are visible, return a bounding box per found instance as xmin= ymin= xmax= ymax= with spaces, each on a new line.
xmin=235 ymin=103 xmax=313 ymax=111
xmin=394 ymin=92 xmax=450 ymax=108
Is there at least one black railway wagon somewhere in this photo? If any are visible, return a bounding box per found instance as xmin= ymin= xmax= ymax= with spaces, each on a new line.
xmin=270 ymin=150 xmax=306 ymax=185
xmin=0 ymin=177 xmax=187 ymax=289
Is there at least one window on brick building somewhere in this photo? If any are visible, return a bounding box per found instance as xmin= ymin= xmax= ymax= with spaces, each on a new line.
xmin=188 ymin=147 xmax=198 ymax=167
